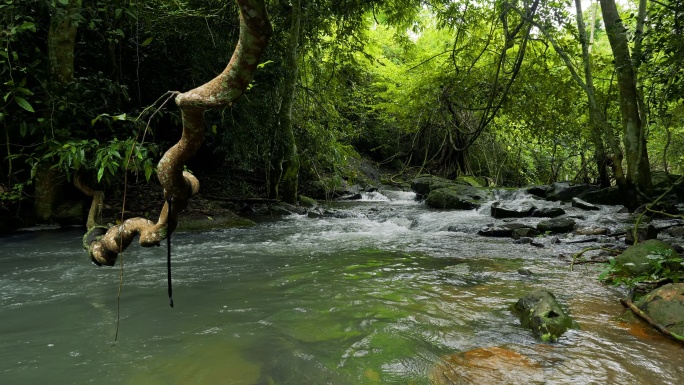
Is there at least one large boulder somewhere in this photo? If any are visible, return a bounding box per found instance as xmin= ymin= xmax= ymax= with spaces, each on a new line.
xmin=546 ymin=182 xmax=599 ymax=202
xmin=512 ymin=290 xmax=573 ymax=341
xmin=527 ymin=185 xmax=550 ymax=198
xmin=537 ymin=217 xmax=576 ymax=234
xmin=634 ymin=283 xmax=684 ymax=338
xmin=490 ymin=201 xmax=535 ymax=219
xmin=426 ymin=185 xmax=489 ymax=210
xmin=411 ymin=175 xmax=455 ymax=198
xmin=580 ymin=186 xmax=622 ymax=205
xmin=615 ymin=239 xmax=680 ymax=277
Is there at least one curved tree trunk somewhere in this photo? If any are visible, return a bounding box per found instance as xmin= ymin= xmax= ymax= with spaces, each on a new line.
xmin=86 ymin=0 xmax=272 ymax=266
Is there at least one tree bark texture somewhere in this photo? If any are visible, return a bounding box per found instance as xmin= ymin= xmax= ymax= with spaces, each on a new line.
xmin=48 ymin=0 xmax=81 ymax=84
xmin=600 ymin=0 xmax=652 ymax=198
xmin=86 ymin=0 xmax=272 ymax=266
xmin=269 ymin=0 xmax=302 ymax=204
xmin=35 ymin=0 xmax=82 ymax=222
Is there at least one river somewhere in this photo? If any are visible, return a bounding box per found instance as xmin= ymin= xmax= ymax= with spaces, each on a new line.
xmin=1 ymin=190 xmax=682 ymax=384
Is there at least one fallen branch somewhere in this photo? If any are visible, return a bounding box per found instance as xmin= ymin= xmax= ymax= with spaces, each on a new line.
xmin=620 ymin=298 xmax=684 ymax=344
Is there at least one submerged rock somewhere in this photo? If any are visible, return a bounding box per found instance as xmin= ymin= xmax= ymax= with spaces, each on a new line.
xmin=634 ymin=283 xmax=684 ymax=338
xmin=615 ymin=239 xmax=680 ymax=277
xmin=512 ymin=290 xmax=573 ymax=341
xmin=429 ymin=346 xmax=544 ymax=385
xmin=537 ymin=217 xmax=576 ymax=234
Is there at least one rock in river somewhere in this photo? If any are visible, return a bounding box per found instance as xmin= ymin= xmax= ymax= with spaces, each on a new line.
xmin=634 ymin=283 xmax=684 ymax=338
xmin=512 ymin=290 xmax=573 ymax=341
xmin=537 ymin=217 xmax=576 ymax=234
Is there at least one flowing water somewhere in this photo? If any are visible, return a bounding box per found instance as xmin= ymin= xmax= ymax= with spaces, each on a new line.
xmin=1 ymin=190 xmax=682 ymax=384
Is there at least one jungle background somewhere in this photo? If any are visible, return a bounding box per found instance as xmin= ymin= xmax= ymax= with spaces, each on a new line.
xmin=1 ymin=0 xmax=683 ymax=231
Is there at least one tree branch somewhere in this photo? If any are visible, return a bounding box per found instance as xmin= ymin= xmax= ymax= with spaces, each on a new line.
xmin=85 ymin=0 xmax=272 ymax=266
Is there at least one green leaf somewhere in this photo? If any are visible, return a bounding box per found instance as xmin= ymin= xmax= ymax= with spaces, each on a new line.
xmin=141 ymin=37 xmax=153 ymax=47
xmin=257 ymin=60 xmax=274 ymax=68
xmin=59 ymin=0 xmax=69 ymax=5
xmin=97 ymin=167 xmax=105 ymax=182
xmin=14 ymin=96 xmax=34 ymax=112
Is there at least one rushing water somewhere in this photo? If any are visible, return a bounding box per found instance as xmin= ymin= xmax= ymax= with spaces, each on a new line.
xmin=1 ymin=190 xmax=683 ymax=384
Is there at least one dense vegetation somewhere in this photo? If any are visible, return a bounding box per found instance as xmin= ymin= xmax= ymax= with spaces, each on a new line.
xmin=1 ymin=0 xmax=683 ymax=227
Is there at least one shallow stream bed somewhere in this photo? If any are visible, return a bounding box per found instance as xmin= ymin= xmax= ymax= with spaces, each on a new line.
xmin=1 ymin=191 xmax=682 ymax=384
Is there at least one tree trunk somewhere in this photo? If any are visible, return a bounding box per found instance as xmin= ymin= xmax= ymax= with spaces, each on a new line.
xmin=270 ymin=0 xmax=302 ymax=204
xmin=600 ymin=0 xmax=652 ymax=203
xmin=86 ymin=0 xmax=272 ymax=265
xmin=574 ymin=0 xmax=616 ymax=188
xmin=35 ymin=0 xmax=83 ymax=222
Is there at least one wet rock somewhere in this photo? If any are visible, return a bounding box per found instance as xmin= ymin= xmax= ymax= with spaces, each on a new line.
xmin=478 ymin=223 xmax=533 ymax=237
xmin=546 ymin=182 xmax=600 ymax=202
xmin=530 ymin=207 xmax=566 ymax=218
xmin=537 ymin=217 xmax=576 ymax=234
xmin=514 ymin=237 xmax=534 ymax=245
xmin=341 ymin=193 xmax=363 ymax=200
xmin=455 ymin=175 xmax=488 ymax=187
xmin=511 ymin=227 xmax=540 ymax=239
xmin=426 ymin=186 xmax=488 ymax=210
xmin=307 ymin=209 xmax=324 ymax=218
xmin=53 ymin=200 xmax=85 ymax=226
xmin=429 ymin=346 xmax=544 ymax=385
xmin=527 ymin=185 xmax=550 ymax=198
xmin=580 ymin=186 xmax=622 ymax=205
xmin=615 ymin=239 xmax=680 ymax=277
xmin=411 ymin=175 xmax=454 ymax=199
xmin=635 ymin=202 xmax=680 ymax=219
xmin=624 ymin=224 xmax=658 ymax=245
xmin=298 ymin=195 xmax=317 ymax=207
xmin=512 ymin=290 xmax=573 ymax=341
xmin=269 ymin=202 xmax=307 ymax=216
xmin=664 ymin=226 xmax=684 ymax=238
xmin=575 ymin=226 xmax=608 ymax=236
xmin=490 ymin=201 xmax=535 ymax=219
xmin=571 ymin=197 xmax=600 ymax=211
xmin=634 ymin=283 xmax=684 ymax=338
xmin=518 ymin=268 xmax=533 ymax=275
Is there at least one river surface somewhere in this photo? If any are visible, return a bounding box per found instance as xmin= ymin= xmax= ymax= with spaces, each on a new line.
xmin=1 ymin=190 xmax=682 ymax=384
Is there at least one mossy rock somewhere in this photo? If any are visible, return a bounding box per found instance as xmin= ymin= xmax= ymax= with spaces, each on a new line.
xmin=425 ymin=186 xmax=488 ymax=210
xmin=455 ymin=175 xmax=487 ymax=187
xmin=512 ymin=290 xmax=573 ymax=341
xmin=298 ymin=195 xmax=317 ymax=207
xmin=410 ymin=175 xmax=454 ymax=197
xmin=615 ymin=239 xmax=680 ymax=277
xmin=634 ymin=283 xmax=684 ymax=338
